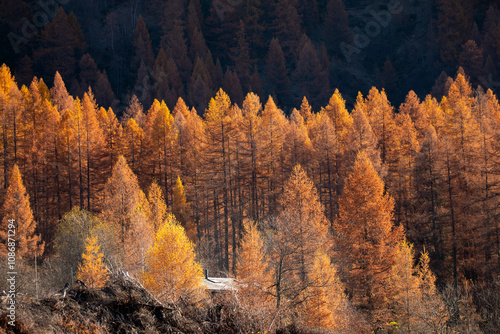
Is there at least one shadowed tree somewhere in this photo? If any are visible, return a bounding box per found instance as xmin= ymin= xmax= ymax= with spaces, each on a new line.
xmin=132 ymin=15 xmax=155 ymax=69
xmin=266 ymin=38 xmax=291 ymax=106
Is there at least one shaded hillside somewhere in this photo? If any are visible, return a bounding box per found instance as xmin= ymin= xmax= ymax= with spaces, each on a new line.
xmin=0 ymin=271 xmax=322 ymax=334
xmin=2 ymin=0 xmax=500 ymax=111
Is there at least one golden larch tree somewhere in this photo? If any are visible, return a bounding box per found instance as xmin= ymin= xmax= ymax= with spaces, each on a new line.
xmin=302 ymin=251 xmax=347 ymax=332
xmin=147 ymin=180 xmax=167 ymax=233
xmin=334 ymin=151 xmax=403 ymax=325
xmin=77 ymin=234 xmax=108 ymax=289
xmin=309 ymin=112 xmax=341 ymax=224
xmin=149 ymin=100 xmax=176 ymax=205
xmin=0 ymin=165 xmax=44 ymax=259
xmin=236 ymin=220 xmax=272 ymax=305
xmin=283 ymin=109 xmax=313 ymax=174
xmin=321 ymin=88 xmax=353 ymax=146
xmin=414 ymin=249 xmax=449 ymax=333
xmin=260 ymin=97 xmax=287 ymax=214
xmin=399 ymin=90 xmax=429 ymax=140
xmin=390 ymin=240 xmax=421 ymax=332
xmin=172 ymin=175 xmax=196 ymax=242
xmin=141 ymin=214 xmax=204 ymax=303
xmin=278 ymin=165 xmax=329 ymax=281
xmin=101 ymin=155 xmax=153 ymax=274
xmin=268 ymin=165 xmax=330 ymax=309
xmin=346 ymin=101 xmax=384 ymax=176
xmin=123 ymin=117 xmax=146 ymax=175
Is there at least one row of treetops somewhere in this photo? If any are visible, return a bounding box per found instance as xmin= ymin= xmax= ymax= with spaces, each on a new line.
xmin=0 ymin=63 xmax=499 ymax=289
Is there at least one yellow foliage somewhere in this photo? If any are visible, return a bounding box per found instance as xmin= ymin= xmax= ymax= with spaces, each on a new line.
xmin=172 ymin=176 xmax=196 ymax=241
xmin=322 ymin=89 xmax=353 ymax=144
xmin=303 ymin=251 xmax=346 ymax=331
xmin=77 ymin=235 xmax=108 ymax=289
xmin=141 ymin=215 xmax=204 ymax=303
xmin=147 ymin=180 xmax=167 ymax=232
xmin=0 ymin=165 xmax=44 ymax=259
xmin=236 ymin=220 xmax=272 ymax=304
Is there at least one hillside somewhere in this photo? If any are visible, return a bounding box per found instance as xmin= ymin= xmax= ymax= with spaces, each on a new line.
xmin=0 ymin=271 xmax=320 ymax=334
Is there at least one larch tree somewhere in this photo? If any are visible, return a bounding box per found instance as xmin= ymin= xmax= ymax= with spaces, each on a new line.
xmin=77 ymin=234 xmax=108 ymax=289
xmin=436 ymin=0 xmax=470 ymax=64
xmin=101 ymin=155 xmax=153 ymax=274
xmin=399 ymin=90 xmax=429 ymax=141
xmin=302 ymin=251 xmax=347 ymax=332
xmin=321 ymin=89 xmax=353 ymax=147
xmin=236 ymin=220 xmax=272 ymax=307
xmin=50 ymin=71 xmax=73 ymax=115
xmin=299 ymin=96 xmax=312 ymax=121
xmin=292 ymin=36 xmax=329 ymax=109
xmin=268 ymin=165 xmax=329 ymax=309
xmin=414 ymin=249 xmax=449 ymax=333
xmin=203 ymin=89 xmax=234 ymax=271
xmin=283 ymin=109 xmax=313 ymax=176
xmin=475 ymin=89 xmax=500 ymax=274
xmin=260 ymin=97 xmax=287 ymax=215
xmin=309 ymin=112 xmax=341 ymax=225
xmin=0 ymin=64 xmax=22 ymax=187
xmin=172 ymin=176 xmax=196 ymax=242
xmin=0 ymin=164 xmax=44 ymax=259
xmin=334 ymin=151 xmax=403 ymax=325
xmin=123 ymin=117 xmax=146 ymax=178
xmin=141 ymin=214 xmax=204 ymax=304
xmin=364 ymin=88 xmax=400 ymax=190
xmin=441 ymin=73 xmax=481 ymax=288
xmin=269 ymin=0 xmax=303 ymax=60
xmin=413 ymin=126 xmax=445 ymax=259
xmin=325 ymin=0 xmax=352 ymax=55
xmin=81 ymin=90 xmax=106 ymax=212
xmin=147 ymin=180 xmax=167 ymax=233
xmin=238 ymin=92 xmax=264 ymax=222
xmin=149 ymin=100 xmax=176 ymax=206
xmin=279 ymin=165 xmax=329 ymax=278
xmin=423 ymin=94 xmax=446 ymax=136
xmin=346 ymin=101 xmax=384 ymax=176
xmin=394 ymin=113 xmax=420 ymax=232
xmin=390 ymin=240 xmax=421 ymax=332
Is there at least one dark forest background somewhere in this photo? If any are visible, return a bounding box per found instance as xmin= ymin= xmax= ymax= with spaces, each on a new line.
xmin=2 ymin=0 xmax=500 ymax=114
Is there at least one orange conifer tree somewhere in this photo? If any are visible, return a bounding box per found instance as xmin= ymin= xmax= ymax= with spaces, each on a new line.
xmin=142 ymin=214 xmax=204 ymax=303
xmin=147 ymin=180 xmax=167 ymax=233
xmin=172 ymin=176 xmax=196 ymax=242
xmin=0 ymin=165 xmax=44 ymax=259
xmin=101 ymin=155 xmax=153 ymax=274
xmin=236 ymin=220 xmax=271 ymax=304
xmin=302 ymin=251 xmax=347 ymax=331
xmin=334 ymin=151 xmax=403 ymax=325
xmin=77 ymin=234 xmax=108 ymax=289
